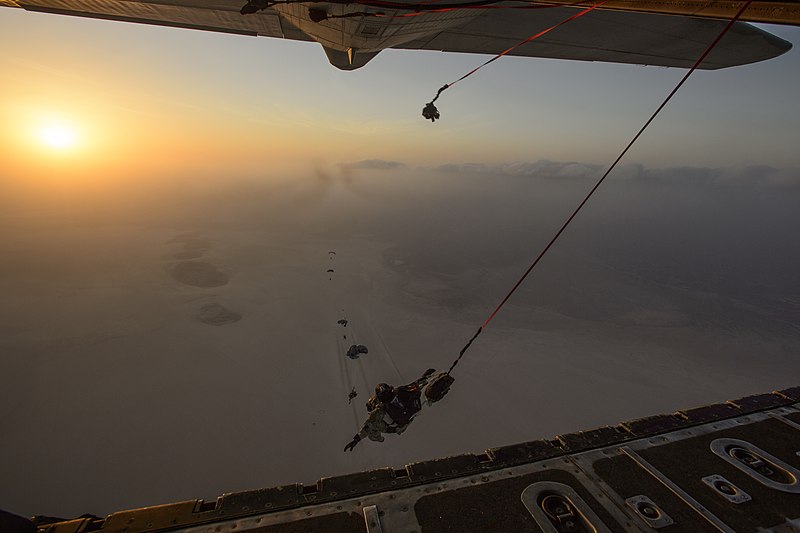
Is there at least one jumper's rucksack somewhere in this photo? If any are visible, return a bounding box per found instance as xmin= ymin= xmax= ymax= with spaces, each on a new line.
xmin=424 ymin=373 xmax=455 ymax=403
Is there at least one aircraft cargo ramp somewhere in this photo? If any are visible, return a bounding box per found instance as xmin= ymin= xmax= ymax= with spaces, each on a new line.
xmin=30 ymin=386 xmax=800 ymax=532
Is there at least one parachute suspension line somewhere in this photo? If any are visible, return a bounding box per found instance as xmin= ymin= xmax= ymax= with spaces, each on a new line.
xmin=446 ymin=0 xmax=754 ymax=374
xmin=423 ymin=0 xmax=609 ymax=121
xmin=375 ymin=327 xmax=406 ymax=382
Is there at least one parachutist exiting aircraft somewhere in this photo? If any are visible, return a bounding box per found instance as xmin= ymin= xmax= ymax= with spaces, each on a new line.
xmin=1 ymin=0 xmax=796 ymax=70
xmin=11 ymin=386 xmax=800 ymax=532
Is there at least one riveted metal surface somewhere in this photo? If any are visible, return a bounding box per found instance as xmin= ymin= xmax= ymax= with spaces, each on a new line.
xmin=709 ymin=438 xmax=800 ymax=493
xmin=623 ymin=413 xmax=687 ymax=436
xmin=635 ymin=418 xmax=800 ymax=532
xmin=522 ymin=481 xmax=614 ymax=532
xmin=406 ymin=453 xmax=487 ymax=480
xmin=362 ymin=505 xmax=382 ymax=533
xmin=34 ymin=387 xmax=800 ymax=533
xmin=103 ymin=501 xmax=202 ymax=533
xmin=679 ymin=403 xmax=741 ymax=424
xmin=488 ymin=439 xmax=562 ymax=465
xmin=36 ymin=518 xmax=94 ymax=533
xmin=783 ymin=409 xmax=800 ymax=426
xmin=730 ymin=393 xmax=791 ymax=413
xmin=701 ymin=475 xmax=752 ymax=504
xmin=590 ymin=450 xmax=723 ymax=532
xmin=217 ymin=485 xmax=304 ymax=514
xmin=624 ymin=495 xmax=674 ymax=529
xmin=558 ymin=425 xmax=632 ymax=452
xmin=182 ymin=510 xmax=365 ymax=533
xmin=777 ymin=387 xmax=800 ymax=402
xmin=317 ymin=469 xmax=405 ymax=500
xmin=413 ymin=467 xmax=626 ymax=532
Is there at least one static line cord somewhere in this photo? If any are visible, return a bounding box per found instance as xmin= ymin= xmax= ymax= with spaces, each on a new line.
xmin=426 ymin=0 xmax=610 ymax=112
xmin=446 ymin=0 xmax=754 ymax=376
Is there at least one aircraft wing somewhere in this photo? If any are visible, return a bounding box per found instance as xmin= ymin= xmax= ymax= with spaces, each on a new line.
xmin=4 ymin=0 xmax=792 ymax=70
xmin=7 ymin=0 xmax=313 ymax=41
xmin=394 ymin=8 xmax=793 ymax=69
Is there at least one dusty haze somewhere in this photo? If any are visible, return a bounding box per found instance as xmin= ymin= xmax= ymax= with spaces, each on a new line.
xmin=1 ymin=161 xmax=798 ymax=517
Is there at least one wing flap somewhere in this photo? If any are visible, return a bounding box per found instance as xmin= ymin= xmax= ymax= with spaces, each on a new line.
xmin=395 ymin=8 xmax=792 ymax=69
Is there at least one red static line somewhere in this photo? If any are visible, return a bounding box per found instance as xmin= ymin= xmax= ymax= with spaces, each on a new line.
xmin=443 ymin=0 xmax=755 ymax=376
xmin=479 ymin=0 xmax=755 ymax=330
xmin=426 ymin=0 xmax=609 ymax=109
xmin=450 ymin=0 xmax=610 ymax=88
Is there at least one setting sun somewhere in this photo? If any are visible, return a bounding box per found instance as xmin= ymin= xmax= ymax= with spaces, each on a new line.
xmin=39 ymin=123 xmax=78 ymax=150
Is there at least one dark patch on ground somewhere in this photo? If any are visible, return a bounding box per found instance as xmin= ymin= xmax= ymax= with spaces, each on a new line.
xmin=196 ymin=303 xmax=242 ymax=325
xmin=169 ymin=250 xmax=204 ymax=260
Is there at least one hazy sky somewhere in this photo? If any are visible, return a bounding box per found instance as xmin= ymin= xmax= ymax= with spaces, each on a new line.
xmin=1 ymin=5 xmax=799 ymax=520
xmin=1 ymin=9 xmax=799 ymax=182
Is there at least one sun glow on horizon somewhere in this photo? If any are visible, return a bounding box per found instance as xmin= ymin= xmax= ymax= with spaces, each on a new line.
xmin=38 ymin=123 xmax=78 ymax=150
